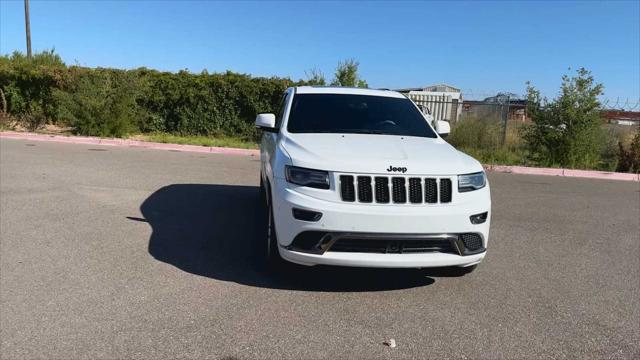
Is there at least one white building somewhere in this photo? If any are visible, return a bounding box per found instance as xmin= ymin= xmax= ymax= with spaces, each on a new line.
xmin=396 ymin=84 xmax=463 ymax=122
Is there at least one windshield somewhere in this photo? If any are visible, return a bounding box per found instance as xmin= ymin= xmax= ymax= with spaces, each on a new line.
xmin=286 ymin=94 xmax=438 ymax=138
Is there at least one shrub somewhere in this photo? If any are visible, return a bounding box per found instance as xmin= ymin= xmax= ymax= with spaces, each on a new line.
xmin=448 ymin=116 xmax=528 ymax=165
xmin=448 ymin=116 xmax=504 ymax=151
xmin=0 ymin=50 xmax=69 ymax=130
xmin=617 ymin=128 xmax=640 ymax=173
xmin=0 ymin=50 xmax=302 ymax=138
xmin=53 ymin=67 xmax=143 ymax=137
xmin=137 ymin=70 xmax=294 ymax=140
xmin=523 ymin=68 xmax=608 ymax=169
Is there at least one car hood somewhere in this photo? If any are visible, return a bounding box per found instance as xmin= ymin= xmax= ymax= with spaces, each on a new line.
xmin=282 ymin=133 xmax=483 ymax=176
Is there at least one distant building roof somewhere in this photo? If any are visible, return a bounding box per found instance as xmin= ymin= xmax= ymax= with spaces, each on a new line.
xmin=482 ymin=93 xmax=527 ymax=105
xmin=601 ymin=110 xmax=640 ymax=123
xmin=396 ymin=83 xmax=461 ymax=93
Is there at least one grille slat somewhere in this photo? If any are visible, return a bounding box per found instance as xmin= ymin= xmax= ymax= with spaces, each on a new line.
xmin=392 ymin=177 xmax=407 ymax=203
xmin=440 ymin=178 xmax=452 ymax=203
xmin=425 ymin=178 xmax=438 ymax=203
xmin=408 ymin=178 xmax=422 ymax=203
xmin=374 ymin=177 xmax=390 ymax=203
xmin=340 ymin=175 xmax=355 ymax=202
xmin=339 ymin=175 xmax=452 ymax=205
xmin=357 ymin=176 xmax=373 ymax=203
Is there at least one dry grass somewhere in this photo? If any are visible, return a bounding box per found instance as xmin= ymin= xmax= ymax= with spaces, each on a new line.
xmin=136 ymin=133 xmax=258 ymax=149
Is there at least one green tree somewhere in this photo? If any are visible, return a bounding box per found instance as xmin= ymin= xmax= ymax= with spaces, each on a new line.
xmin=305 ymin=67 xmax=326 ymax=86
xmin=523 ymin=68 xmax=606 ymax=169
xmin=330 ymin=59 xmax=368 ymax=88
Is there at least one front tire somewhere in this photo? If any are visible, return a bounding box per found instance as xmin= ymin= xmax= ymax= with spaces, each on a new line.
xmin=259 ymin=173 xmax=266 ymax=204
xmin=266 ymin=201 xmax=281 ymax=263
xmin=262 ymin=179 xmax=284 ymax=268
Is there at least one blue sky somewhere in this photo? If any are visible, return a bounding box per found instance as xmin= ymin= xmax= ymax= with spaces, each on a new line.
xmin=1 ymin=0 xmax=639 ymax=99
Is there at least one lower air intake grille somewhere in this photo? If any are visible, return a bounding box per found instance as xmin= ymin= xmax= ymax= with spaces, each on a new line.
xmin=459 ymin=233 xmax=483 ymax=251
xmin=329 ymin=238 xmax=457 ymax=254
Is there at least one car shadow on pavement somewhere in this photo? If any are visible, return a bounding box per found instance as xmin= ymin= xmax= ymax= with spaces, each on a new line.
xmin=141 ymin=184 xmax=467 ymax=292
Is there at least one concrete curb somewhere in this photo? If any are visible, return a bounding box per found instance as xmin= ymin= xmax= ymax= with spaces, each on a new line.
xmin=0 ymin=131 xmax=260 ymax=157
xmin=483 ymin=164 xmax=639 ymax=182
xmin=2 ymin=131 xmax=638 ymax=182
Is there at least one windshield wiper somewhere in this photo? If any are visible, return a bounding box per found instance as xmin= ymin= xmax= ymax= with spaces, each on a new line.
xmin=301 ymin=129 xmax=385 ymax=135
xmin=340 ymin=129 xmax=383 ymax=134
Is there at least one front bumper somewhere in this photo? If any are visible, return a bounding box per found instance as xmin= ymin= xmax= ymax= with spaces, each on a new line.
xmin=280 ymin=248 xmax=486 ymax=268
xmin=271 ymin=179 xmax=491 ymax=268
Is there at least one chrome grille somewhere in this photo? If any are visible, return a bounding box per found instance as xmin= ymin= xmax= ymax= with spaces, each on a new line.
xmin=339 ymin=175 xmax=453 ymax=204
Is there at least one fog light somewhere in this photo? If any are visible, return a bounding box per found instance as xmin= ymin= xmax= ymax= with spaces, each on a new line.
xmin=292 ymin=208 xmax=322 ymax=222
xmin=470 ymin=212 xmax=488 ymax=224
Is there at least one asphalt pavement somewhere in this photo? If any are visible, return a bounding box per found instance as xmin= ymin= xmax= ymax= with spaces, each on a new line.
xmin=1 ymin=138 xmax=639 ymax=359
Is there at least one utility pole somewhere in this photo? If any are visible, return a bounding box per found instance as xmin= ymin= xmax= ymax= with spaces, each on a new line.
xmin=24 ymin=0 xmax=32 ymax=58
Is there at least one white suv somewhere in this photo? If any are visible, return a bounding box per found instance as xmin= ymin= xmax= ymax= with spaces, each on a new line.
xmin=256 ymin=87 xmax=490 ymax=273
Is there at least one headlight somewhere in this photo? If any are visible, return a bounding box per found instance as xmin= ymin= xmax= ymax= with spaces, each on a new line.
xmin=458 ymin=172 xmax=486 ymax=192
xmin=285 ymin=166 xmax=330 ymax=189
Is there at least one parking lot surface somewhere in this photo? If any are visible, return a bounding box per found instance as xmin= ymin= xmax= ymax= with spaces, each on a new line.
xmin=1 ymin=138 xmax=639 ymax=359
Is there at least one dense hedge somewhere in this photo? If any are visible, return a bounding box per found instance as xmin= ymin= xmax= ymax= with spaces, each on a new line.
xmin=2 ymin=51 xmax=638 ymax=173
xmin=0 ymin=51 xmax=303 ymax=139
